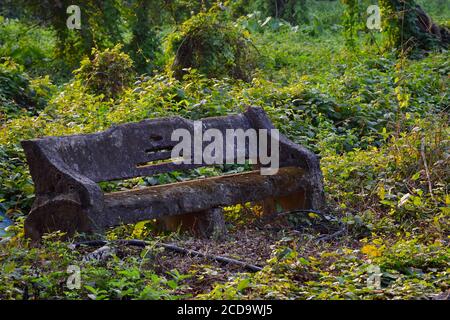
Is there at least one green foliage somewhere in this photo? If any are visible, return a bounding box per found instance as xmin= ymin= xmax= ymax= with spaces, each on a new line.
xmin=126 ymin=0 xmax=161 ymax=74
xmin=0 ymin=59 xmax=55 ymax=120
xmin=235 ymin=0 xmax=344 ymax=35
xmin=200 ymin=236 xmax=449 ymax=300
xmin=340 ymin=0 xmax=365 ymax=47
xmin=0 ymin=16 xmax=55 ymax=76
xmin=0 ymin=234 xmax=190 ymax=299
xmin=322 ymin=117 xmax=449 ymax=237
xmin=198 ymin=112 xmax=449 ymax=300
xmin=250 ymin=0 xmax=310 ymax=25
xmin=167 ymin=9 xmax=258 ymax=81
xmin=0 ymin=60 xmax=33 ymax=119
xmin=416 ymin=0 xmax=450 ymax=25
xmin=160 ymin=0 xmax=215 ymax=24
xmin=74 ymin=45 xmax=135 ymax=99
xmin=14 ymin=0 xmax=127 ymax=72
xmin=379 ymin=0 xmax=448 ymax=54
xmin=0 ymin=144 xmax=34 ymax=219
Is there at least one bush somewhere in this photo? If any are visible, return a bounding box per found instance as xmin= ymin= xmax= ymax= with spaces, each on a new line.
xmin=379 ymin=0 xmax=449 ymax=54
xmin=74 ymin=45 xmax=135 ymax=99
xmin=167 ymin=9 xmax=258 ymax=81
xmin=0 ymin=60 xmax=32 ymax=118
xmin=0 ymin=59 xmax=55 ymax=120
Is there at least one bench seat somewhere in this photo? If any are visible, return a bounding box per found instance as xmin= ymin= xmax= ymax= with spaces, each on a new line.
xmin=103 ymin=166 xmax=306 ymax=226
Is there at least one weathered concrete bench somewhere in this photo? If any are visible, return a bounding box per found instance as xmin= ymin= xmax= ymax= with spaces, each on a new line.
xmin=21 ymin=107 xmax=324 ymax=242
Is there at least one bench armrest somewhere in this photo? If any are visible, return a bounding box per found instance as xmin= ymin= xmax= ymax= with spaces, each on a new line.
xmin=21 ymin=140 xmax=104 ymax=212
xmin=244 ymin=107 xmax=325 ymax=209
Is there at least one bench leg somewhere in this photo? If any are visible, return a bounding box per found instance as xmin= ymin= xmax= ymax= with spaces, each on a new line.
xmin=156 ymin=208 xmax=227 ymax=240
xmin=25 ymin=197 xmax=92 ymax=244
xmin=258 ymin=190 xmax=307 ymax=216
xmin=204 ymin=207 xmax=227 ymax=241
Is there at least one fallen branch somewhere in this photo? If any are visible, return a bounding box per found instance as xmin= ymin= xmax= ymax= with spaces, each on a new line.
xmin=316 ymin=227 xmax=347 ymax=242
xmin=70 ymin=239 xmax=263 ymax=273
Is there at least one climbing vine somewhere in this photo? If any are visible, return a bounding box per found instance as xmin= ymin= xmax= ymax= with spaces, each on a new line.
xmin=379 ymin=0 xmax=449 ymax=54
xmin=340 ymin=0 xmax=365 ymax=47
xmin=126 ymin=0 xmax=160 ymax=74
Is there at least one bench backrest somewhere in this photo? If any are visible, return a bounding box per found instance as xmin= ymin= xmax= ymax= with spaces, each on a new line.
xmin=22 ymin=108 xmax=275 ymax=183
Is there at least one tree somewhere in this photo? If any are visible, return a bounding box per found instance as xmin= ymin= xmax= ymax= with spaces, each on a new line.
xmin=253 ymin=0 xmax=310 ymax=25
xmin=126 ymin=0 xmax=160 ymax=74
xmin=340 ymin=0 xmax=366 ymax=47
xmin=379 ymin=0 xmax=449 ymax=53
xmin=11 ymin=0 xmax=163 ymax=74
xmin=14 ymin=0 xmax=124 ymax=71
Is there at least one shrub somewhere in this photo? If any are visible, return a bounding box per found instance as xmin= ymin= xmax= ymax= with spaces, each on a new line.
xmin=379 ymin=0 xmax=449 ymax=54
xmin=0 ymin=59 xmax=32 ymax=118
xmin=74 ymin=45 xmax=135 ymax=99
xmin=0 ymin=59 xmax=54 ymax=120
xmin=167 ymin=9 xmax=258 ymax=81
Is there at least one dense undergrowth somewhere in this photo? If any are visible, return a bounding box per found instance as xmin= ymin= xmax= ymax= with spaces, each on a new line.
xmin=0 ymin=0 xmax=448 ymax=300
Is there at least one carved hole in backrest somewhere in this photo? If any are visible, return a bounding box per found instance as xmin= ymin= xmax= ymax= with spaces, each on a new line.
xmin=149 ymin=134 xmax=163 ymax=141
xmin=136 ymin=145 xmax=184 ymax=169
xmin=145 ymin=148 xmax=171 ymax=155
xmin=136 ymin=158 xmax=185 ymax=169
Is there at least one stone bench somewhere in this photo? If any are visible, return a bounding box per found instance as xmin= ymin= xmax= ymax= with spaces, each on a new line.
xmin=21 ymin=107 xmax=325 ymax=242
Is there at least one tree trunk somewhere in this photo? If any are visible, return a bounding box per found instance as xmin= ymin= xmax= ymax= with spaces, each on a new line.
xmin=379 ymin=0 xmax=449 ymax=53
